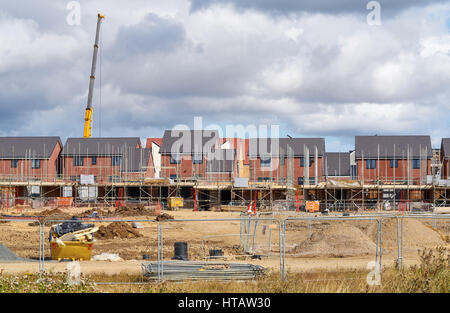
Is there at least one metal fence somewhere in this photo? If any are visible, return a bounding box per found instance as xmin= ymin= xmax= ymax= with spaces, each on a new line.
xmin=1 ymin=212 xmax=449 ymax=285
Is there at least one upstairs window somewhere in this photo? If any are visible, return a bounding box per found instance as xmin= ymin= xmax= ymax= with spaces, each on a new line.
xmin=412 ymin=159 xmax=421 ymax=169
xmin=260 ymin=157 xmax=271 ymax=167
xmin=300 ymin=157 xmax=314 ymax=167
xmin=390 ymin=159 xmax=398 ymax=168
xmin=366 ymin=159 xmax=376 ymax=169
xmin=112 ymin=156 xmax=122 ymax=166
xmin=73 ymin=156 xmax=84 ymax=166
xmin=170 ymin=154 xmax=180 ymax=164
xmin=91 ymin=156 xmax=97 ymax=165
xmin=31 ymin=159 xmax=41 ymax=169
xmin=193 ymin=154 xmax=203 ymax=164
xmin=11 ymin=160 xmax=18 ymax=168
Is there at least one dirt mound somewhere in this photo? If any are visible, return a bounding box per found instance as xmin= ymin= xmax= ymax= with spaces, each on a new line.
xmin=365 ymin=218 xmax=446 ymax=250
xmin=78 ymin=208 xmax=112 ymax=218
xmin=113 ymin=205 xmax=156 ymax=217
xmin=27 ymin=208 xmax=72 ymax=226
xmin=155 ymin=213 xmax=174 ymax=221
xmin=37 ymin=208 xmax=68 ymax=217
xmin=290 ymin=222 xmax=377 ymax=257
xmin=96 ymin=222 xmax=143 ymax=240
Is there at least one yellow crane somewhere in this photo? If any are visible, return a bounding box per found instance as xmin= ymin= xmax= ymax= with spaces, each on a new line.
xmin=83 ymin=13 xmax=105 ymax=138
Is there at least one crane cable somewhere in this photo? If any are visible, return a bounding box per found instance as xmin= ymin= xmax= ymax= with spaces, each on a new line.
xmin=99 ymin=21 xmax=103 ymax=137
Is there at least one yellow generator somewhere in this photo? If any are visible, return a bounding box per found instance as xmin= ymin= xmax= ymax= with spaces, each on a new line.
xmin=168 ymin=197 xmax=183 ymax=210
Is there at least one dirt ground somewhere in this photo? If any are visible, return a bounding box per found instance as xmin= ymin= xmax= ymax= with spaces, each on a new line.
xmin=0 ymin=206 xmax=448 ymax=276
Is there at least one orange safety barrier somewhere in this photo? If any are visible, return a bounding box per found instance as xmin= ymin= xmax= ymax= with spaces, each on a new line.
xmin=57 ymin=197 xmax=73 ymax=207
xmin=305 ymin=201 xmax=320 ymax=213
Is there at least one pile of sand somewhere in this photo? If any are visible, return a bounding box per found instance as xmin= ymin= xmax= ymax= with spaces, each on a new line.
xmin=290 ymin=222 xmax=377 ymax=257
xmin=96 ymin=222 xmax=143 ymax=240
xmin=364 ymin=218 xmax=447 ymax=250
xmin=155 ymin=213 xmax=174 ymax=221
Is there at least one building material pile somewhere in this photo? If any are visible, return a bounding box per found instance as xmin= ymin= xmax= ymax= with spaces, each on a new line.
xmin=142 ymin=260 xmax=265 ymax=280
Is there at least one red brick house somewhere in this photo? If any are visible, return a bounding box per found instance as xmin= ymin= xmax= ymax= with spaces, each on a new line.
xmin=61 ymin=137 xmax=152 ymax=183
xmin=325 ymin=152 xmax=351 ymax=178
xmin=0 ymin=136 xmax=62 ymax=182
xmin=160 ymin=130 xmax=220 ymax=179
xmin=248 ymin=138 xmax=325 ymax=185
xmin=355 ymin=136 xmax=432 ymax=184
xmin=441 ymin=138 xmax=450 ymax=179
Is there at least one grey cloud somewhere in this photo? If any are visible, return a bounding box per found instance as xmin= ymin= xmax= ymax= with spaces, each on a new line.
xmin=190 ymin=0 xmax=447 ymax=17
xmin=109 ymin=13 xmax=186 ymax=60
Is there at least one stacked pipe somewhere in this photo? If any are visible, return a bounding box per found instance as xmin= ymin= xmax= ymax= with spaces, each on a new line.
xmin=142 ymin=260 xmax=265 ymax=281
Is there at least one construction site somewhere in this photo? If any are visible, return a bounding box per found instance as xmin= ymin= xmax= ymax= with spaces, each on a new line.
xmin=0 ymin=13 xmax=449 ymax=290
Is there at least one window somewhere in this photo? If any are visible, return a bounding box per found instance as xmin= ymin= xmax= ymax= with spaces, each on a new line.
xmin=260 ymin=157 xmax=271 ymax=167
xmin=112 ymin=156 xmax=121 ymax=166
xmin=280 ymin=157 xmax=285 ymax=166
xmin=258 ymin=177 xmax=273 ymax=182
xmin=73 ymin=156 xmax=84 ymax=166
xmin=70 ymin=176 xmax=78 ymax=182
xmin=297 ymin=177 xmax=304 ymax=185
xmin=390 ymin=159 xmax=398 ymax=168
xmin=412 ymin=159 xmax=421 ymax=169
xmin=193 ymin=154 xmax=202 ymax=164
xmin=170 ymin=174 xmax=177 ymax=179
xmin=11 ymin=160 xmax=18 ymax=168
xmin=300 ymin=157 xmax=314 ymax=167
xmin=366 ymin=159 xmax=376 ymax=169
xmin=91 ymin=156 xmax=97 ymax=165
xmin=31 ymin=159 xmax=40 ymax=169
xmin=170 ymin=154 xmax=180 ymax=164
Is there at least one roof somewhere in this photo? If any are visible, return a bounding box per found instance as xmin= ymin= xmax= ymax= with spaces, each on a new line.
xmin=248 ymin=138 xmax=325 ymax=157
xmin=206 ymin=149 xmax=235 ymax=173
xmin=355 ymin=136 xmax=433 ymax=159
xmin=145 ymin=137 xmax=162 ymax=148
xmin=442 ymin=138 xmax=450 ymax=158
xmin=62 ymin=138 xmax=141 ymax=156
xmin=0 ymin=137 xmax=62 ymax=159
xmin=121 ymin=148 xmax=152 ymax=172
xmin=160 ymin=130 xmax=219 ymax=154
xmin=325 ymin=152 xmax=351 ymax=176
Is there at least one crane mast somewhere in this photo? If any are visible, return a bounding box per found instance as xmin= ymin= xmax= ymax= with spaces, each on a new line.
xmin=83 ymin=13 xmax=105 ymax=138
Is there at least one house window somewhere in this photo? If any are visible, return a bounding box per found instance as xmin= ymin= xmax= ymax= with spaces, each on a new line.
xmin=170 ymin=174 xmax=177 ymax=179
xmin=70 ymin=176 xmax=78 ymax=182
xmin=109 ymin=176 xmax=120 ymax=182
xmin=412 ymin=159 xmax=421 ymax=169
xmin=297 ymin=177 xmax=304 ymax=185
xmin=73 ymin=156 xmax=84 ymax=166
xmin=260 ymin=157 xmax=271 ymax=167
xmin=390 ymin=160 xmax=398 ymax=168
xmin=170 ymin=154 xmax=180 ymax=164
xmin=366 ymin=159 xmax=376 ymax=169
xmin=11 ymin=160 xmax=18 ymax=168
xmin=112 ymin=156 xmax=121 ymax=166
xmin=280 ymin=157 xmax=285 ymax=166
xmin=31 ymin=159 xmax=40 ymax=169
xmin=91 ymin=156 xmax=97 ymax=165
xmin=193 ymin=154 xmax=203 ymax=164
xmin=300 ymin=157 xmax=314 ymax=167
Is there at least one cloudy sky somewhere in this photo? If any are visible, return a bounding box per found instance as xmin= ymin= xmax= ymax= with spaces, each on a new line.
xmin=0 ymin=0 xmax=449 ymax=151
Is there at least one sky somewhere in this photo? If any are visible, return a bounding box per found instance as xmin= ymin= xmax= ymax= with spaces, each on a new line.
xmin=0 ymin=0 xmax=449 ymax=151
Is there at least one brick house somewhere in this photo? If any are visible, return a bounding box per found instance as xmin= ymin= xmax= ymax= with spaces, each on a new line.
xmin=0 ymin=136 xmax=62 ymax=182
xmin=441 ymin=138 xmax=450 ymax=179
xmin=160 ymin=130 xmax=220 ymax=179
xmin=355 ymin=136 xmax=432 ymax=184
xmin=248 ymin=138 xmax=325 ymax=185
xmin=61 ymin=137 xmax=152 ymax=183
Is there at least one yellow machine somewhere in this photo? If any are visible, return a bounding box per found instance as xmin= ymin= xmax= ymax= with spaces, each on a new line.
xmin=83 ymin=13 xmax=105 ymax=138
xmin=168 ymin=197 xmax=184 ymax=210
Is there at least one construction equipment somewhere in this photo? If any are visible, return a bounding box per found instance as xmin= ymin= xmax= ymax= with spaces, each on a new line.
xmin=49 ymin=217 xmax=98 ymax=261
xmin=83 ymin=13 xmax=105 ymax=138
xmin=168 ymin=197 xmax=183 ymax=210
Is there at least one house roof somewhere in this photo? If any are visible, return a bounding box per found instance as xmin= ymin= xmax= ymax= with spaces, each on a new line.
xmin=62 ymin=138 xmax=141 ymax=156
xmin=355 ymin=136 xmax=433 ymax=159
xmin=441 ymin=138 xmax=450 ymax=158
xmin=145 ymin=137 xmax=162 ymax=148
xmin=325 ymin=152 xmax=351 ymax=176
xmin=248 ymin=138 xmax=325 ymax=157
xmin=0 ymin=136 xmax=62 ymax=159
xmin=160 ymin=130 xmax=219 ymax=154
xmin=121 ymin=148 xmax=152 ymax=172
xmin=206 ymin=149 xmax=235 ymax=173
